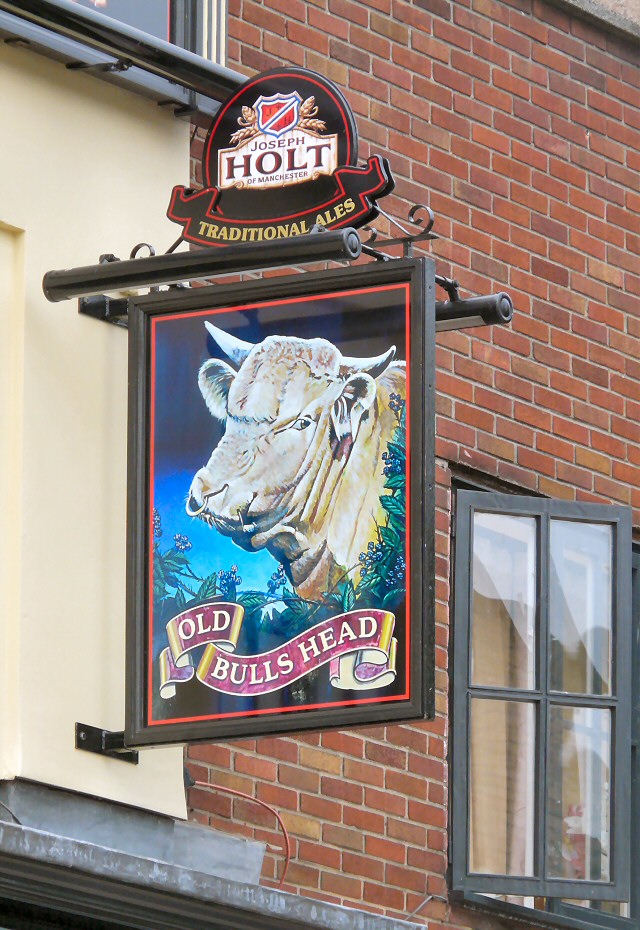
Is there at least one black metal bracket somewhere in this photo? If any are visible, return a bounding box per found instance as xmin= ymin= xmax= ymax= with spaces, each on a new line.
xmin=80 ymin=287 xmax=514 ymax=333
xmin=77 ymin=242 xmax=170 ymax=326
xmin=75 ymin=722 xmax=139 ymax=764
xmin=69 ymin=208 xmax=513 ymax=333
xmin=435 ymin=274 xmax=461 ymax=302
xmin=361 ymin=204 xmax=438 ymax=261
xmin=45 ymin=226 xmax=362 ymax=303
xmin=79 ymin=294 xmax=129 ymax=327
xmin=67 ymin=57 xmax=132 ymax=74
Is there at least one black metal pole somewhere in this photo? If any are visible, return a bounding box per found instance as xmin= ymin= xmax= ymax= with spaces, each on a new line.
xmin=77 ymin=289 xmax=514 ymax=332
xmin=435 ymin=293 xmax=513 ymax=332
xmin=43 ymin=229 xmax=363 ymax=303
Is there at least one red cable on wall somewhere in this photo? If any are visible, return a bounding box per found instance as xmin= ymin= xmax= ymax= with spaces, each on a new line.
xmin=193 ymin=780 xmax=291 ymax=888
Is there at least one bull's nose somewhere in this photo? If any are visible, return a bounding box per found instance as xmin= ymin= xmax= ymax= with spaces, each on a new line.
xmin=186 ymin=474 xmax=230 ymax=517
xmin=186 ymin=471 xmax=212 ymax=516
xmin=186 ymin=492 xmax=206 ymax=516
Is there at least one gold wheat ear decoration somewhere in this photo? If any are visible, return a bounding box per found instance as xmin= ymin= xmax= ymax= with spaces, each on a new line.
xmin=298 ymin=96 xmax=327 ymax=134
xmin=230 ymin=106 xmax=260 ymax=146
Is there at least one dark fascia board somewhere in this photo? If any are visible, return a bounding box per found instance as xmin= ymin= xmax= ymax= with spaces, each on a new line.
xmin=0 ymin=850 xmax=295 ymax=930
xmin=0 ymin=13 xmax=203 ymax=117
xmin=0 ymin=0 xmax=244 ymax=117
xmin=0 ymin=822 xmax=424 ymax=930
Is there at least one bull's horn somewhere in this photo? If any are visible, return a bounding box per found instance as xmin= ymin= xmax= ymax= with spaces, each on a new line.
xmin=205 ymin=321 xmax=254 ymax=369
xmin=339 ymin=346 xmax=396 ymax=378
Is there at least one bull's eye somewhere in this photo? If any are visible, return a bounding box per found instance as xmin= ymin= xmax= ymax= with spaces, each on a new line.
xmin=292 ymin=415 xmax=313 ymax=431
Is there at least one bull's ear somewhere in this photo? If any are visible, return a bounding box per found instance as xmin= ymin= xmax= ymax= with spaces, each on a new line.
xmin=331 ymin=373 xmax=376 ymax=443
xmin=198 ymin=359 xmax=235 ymax=420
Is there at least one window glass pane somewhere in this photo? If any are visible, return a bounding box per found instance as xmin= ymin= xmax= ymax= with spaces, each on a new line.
xmin=550 ymin=521 xmax=613 ymax=696
xmin=562 ymin=899 xmax=630 ymax=917
xmin=71 ymin=1 xmax=171 ymax=43
xmin=471 ymin=513 xmax=536 ymax=689
xmin=480 ymin=893 xmax=540 ymax=907
xmin=546 ymin=706 xmax=611 ymax=882
xmin=469 ymin=698 xmax=536 ymax=876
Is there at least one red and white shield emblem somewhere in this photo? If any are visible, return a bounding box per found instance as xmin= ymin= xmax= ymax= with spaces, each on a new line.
xmin=255 ymin=92 xmax=302 ymax=138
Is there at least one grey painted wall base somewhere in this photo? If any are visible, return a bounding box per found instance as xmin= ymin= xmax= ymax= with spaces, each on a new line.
xmin=0 ymin=778 xmax=265 ymax=885
xmin=0 ymin=780 xmax=424 ymax=930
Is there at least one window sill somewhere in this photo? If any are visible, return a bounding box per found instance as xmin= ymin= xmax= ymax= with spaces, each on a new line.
xmin=453 ymin=891 xmax=636 ymax=930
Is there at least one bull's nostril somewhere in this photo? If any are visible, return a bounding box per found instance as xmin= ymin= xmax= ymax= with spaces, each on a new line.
xmin=186 ymin=494 xmax=206 ymax=516
xmin=185 ymin=482 xmax=229 ymax=517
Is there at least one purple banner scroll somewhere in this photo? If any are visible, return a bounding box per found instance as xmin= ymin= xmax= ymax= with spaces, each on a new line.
xmin=158 ymin=602 xmax=396 ymax=698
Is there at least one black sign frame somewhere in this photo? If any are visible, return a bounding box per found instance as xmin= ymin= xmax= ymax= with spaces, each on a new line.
xmin=126 ymin=258 xmax=435 ymax=746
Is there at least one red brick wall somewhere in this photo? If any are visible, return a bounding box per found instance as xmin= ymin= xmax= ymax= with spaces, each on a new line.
xmin=186 ymin=0 xmax=640 ymax=924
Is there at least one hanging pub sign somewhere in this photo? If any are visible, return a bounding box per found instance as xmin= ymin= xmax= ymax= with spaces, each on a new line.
xmin=125 ymin=259 xmax=435 ymax=745
xmin=167 ymin=67 xmax=395 ymax=248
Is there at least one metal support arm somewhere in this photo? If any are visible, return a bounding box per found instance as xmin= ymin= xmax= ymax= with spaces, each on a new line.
xmin=43 ymin=227 xmax=362 ymax=303
xmin=78 ymin=290 xmax=514 ymax=333
xmin=435 ymin=292 xmax=513 ymax=332
xmin=75 ymin=722 xmax=139 ymax=764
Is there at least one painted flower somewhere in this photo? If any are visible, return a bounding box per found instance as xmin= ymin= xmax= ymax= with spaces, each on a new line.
xmin=173 ymin=533 xmax=192 ymax=552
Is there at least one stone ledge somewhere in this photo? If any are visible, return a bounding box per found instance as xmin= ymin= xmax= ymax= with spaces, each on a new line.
xmin=0 ymin=821 xmax=425 ymax=930
xmin=548 ymin=0 xmax=640 ymax=40
xmin=0 ymin=781 xmax=425 ymax=930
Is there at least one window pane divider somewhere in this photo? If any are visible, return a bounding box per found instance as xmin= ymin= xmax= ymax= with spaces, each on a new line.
xmin=547 ymin=694 xmax=618 ymax=707
xmin=467 ymin=686 xmax=542 ymax=699
xmin=539 ymin=509 xmax=550 ymax=885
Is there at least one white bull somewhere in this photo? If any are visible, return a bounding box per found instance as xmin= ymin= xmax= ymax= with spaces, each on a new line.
xmin=186 ymin=322 xmax=405 ymax=601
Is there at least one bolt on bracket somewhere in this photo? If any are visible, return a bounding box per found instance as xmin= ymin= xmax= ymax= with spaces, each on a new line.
xmin=75 ymin=722 xmax=139 ymax=764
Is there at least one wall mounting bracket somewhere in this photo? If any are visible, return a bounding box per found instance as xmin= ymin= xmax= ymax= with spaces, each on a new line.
xmin=79 ymin=293 xmax=129 ymax=327
xmin=78 ymin=287 xmax=514 ymax=333
xmin=75 ymin=722 xmax=139 ymax=764
xmin=55 ymin=215 xmax=513 ymax=333
xmin=66 ymin=57 xmax=131 ymax=74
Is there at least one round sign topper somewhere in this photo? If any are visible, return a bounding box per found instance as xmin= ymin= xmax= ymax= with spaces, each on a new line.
xmin=168 ymin=68 xmax=394 ymax=248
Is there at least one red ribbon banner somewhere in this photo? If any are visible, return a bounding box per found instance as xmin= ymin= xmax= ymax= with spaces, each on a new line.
xmin=158 ymin=602 xmax=397 ymax=698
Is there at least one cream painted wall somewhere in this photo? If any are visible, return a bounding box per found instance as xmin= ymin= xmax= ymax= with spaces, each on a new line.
xmin=0 ymin=42 xmax=191 ymax=817
xmin=0 ymin=224 xmax=24 ymax=782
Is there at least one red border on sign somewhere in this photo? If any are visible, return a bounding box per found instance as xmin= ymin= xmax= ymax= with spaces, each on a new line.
xmin=146 ymin=282 xmax=411 ymax=727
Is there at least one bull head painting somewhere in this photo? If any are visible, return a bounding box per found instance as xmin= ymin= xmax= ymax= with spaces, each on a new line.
xmin=186 ymin=323 xmax=406 ymax=600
